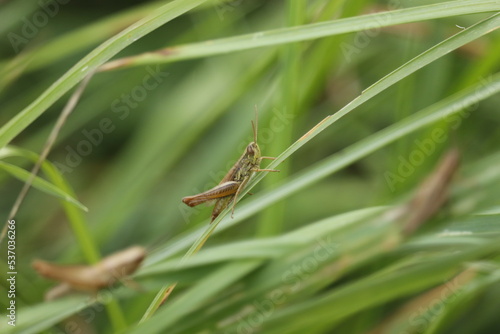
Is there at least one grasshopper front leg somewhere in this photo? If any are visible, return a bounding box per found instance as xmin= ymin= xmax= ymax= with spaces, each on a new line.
xmin=257 ymin=156 xmax=279 ymax=172
xmin=227 ymin=166 xmax=280 ymax=218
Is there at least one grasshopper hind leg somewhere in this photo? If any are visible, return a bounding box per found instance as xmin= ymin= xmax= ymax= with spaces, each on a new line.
xmin=210 ymin=196 xmax=234 ymax=223
xmin=229 ymin=175 xmax=253 ymax=218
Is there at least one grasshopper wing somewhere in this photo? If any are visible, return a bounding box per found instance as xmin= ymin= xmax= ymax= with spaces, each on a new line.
xmin=182 ymin=181 xmax=240 ymax=207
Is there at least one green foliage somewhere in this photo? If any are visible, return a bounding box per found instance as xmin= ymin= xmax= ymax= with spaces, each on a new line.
xmin=1 ymin=1 xmax=500 ymax=333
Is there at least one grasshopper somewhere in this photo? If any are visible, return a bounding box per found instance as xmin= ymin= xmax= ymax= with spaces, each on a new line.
xmin=182 ymin=110 xmax=279 ymax=222
xmin=32 ymin=246 xmax=146 ymax=300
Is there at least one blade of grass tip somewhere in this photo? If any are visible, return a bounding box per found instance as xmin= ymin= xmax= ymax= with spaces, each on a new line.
xmin=99 ymin=0 xmax=500 ymax=70
xmin=0 ymin=72 xmax=93 ymax=246
xmin=0 ymin=146 xmax=100 ymax=263
xmin=141 ymin=206 xmax=232 ymax=321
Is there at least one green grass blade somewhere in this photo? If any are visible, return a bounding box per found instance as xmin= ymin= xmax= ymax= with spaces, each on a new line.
xmin=100 ymin=0 xmax=500 ymax=70
xmin=0 ymin=146 xmax=98 ymax=260
xmin=7 ymin=1 xmax=171 ymax=73
xmin=130 ymin=260 xmax=262 ymax=334
xmin=143 ymin=207 xmax=384 ymax=270
xmin=0 ymin=0 xmax=208 ymax=149
xmin=0 ymin=161 xmax=87 ymax=212
xmin=257 ymin=0 xmax=306 ymax=237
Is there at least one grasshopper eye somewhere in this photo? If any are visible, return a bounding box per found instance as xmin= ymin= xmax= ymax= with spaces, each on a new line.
xmin=246 ymin=144 xmax=255 ymax=155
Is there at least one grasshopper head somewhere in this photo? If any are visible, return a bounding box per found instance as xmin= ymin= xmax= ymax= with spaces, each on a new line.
xmin=246 ymin=142 xmax=261 ymax=163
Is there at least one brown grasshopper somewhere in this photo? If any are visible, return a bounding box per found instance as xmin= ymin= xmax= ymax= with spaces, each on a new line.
xmin=32 ymin=246 xmax=146 ymax=300
xmin=182 ymin=110 xmax=279 ymax=222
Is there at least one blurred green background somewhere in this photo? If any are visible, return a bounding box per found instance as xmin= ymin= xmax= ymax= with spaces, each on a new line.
xmin=1 ymin=0 xmax=500 ymax=333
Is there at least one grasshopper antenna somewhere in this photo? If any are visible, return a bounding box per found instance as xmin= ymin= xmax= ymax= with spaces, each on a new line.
xmin=252 ymin=105 xmax=258 ymax=143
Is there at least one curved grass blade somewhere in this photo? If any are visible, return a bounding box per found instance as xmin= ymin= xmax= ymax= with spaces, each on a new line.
xmin=100 ymin=0 xmax=500 ymax=70
xmin=0 ymin=0 xmax=209 ymax=149
xmin=0 ymin=161 xmax=87 ymax=212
